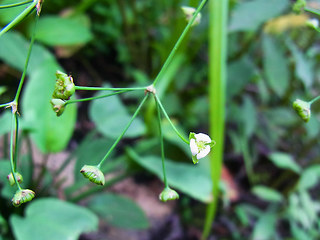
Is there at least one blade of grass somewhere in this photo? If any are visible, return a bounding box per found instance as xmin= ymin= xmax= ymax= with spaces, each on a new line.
xmin=202 ymin=0 xmax=228 ymax=239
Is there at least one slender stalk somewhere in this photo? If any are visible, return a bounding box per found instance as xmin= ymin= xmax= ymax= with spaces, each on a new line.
xmin=202 ymin=0 xmax=228 ymax=239
xmin=0 ymin=0 xmax=32 ymax=9
xmin=156 ymin=97 xmax=168 ymax=188
xmin=0 ymin=1 xmax=36 ymax=37
xmin=309 ymin=95 xmax=320 ymax=105
xmin=152 ymin=0 xmax=208 ymax=86
xmin=304 ymin=6 xmax=320 ymax=15
xmin=65 ymin=91 xmax=127 ymax=105
xmin=0 ymin=103 xmax=10 ymax=108
xmin=75 ymin=86 xmax=146 ymax=91
xmin=97 ymin=94 xmax=149 ymax=168
xmin=10 ymin=113 xmax=21 ymax=190
xmin=154 ymin=94 xmax=189 ymax=144
xmin=13 ymin=115 xmax=19 ymax=172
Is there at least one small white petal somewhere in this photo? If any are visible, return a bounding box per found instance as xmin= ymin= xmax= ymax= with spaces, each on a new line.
xmin=190 ymin=139 xmax=198 ymax=156
xmin=197 ymin=146 xmax=210 ymax=159
xmin=195 ymin=133 xmax=211 ymax=143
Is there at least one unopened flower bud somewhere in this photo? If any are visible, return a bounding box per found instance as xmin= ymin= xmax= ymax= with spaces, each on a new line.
xmin=181 ymin=6 xmax=201 ymax=26
xmin=50 ymin=98 xmax=66 ymax=116
xmin=159 ymin=187 xmax=179 ymax=202
xmin=7 ymin=172 xmax=23 ymax=186
xmin=12 ymin=189 xmax=35 ymax=207
xmin=293 ymin=99 xmax=311 ymax=122
xmin=80 ymin=165 xmax=105 ymax=186
xmin=52 ymin=70 xmax=75 ymax=100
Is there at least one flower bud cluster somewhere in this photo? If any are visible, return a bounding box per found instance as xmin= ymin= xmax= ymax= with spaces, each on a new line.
xmin=50 ymin=71 xmax=75 ymax=116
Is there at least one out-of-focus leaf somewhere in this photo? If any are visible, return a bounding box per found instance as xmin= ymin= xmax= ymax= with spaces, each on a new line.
xmin=305 ymin=116 xmax=320 ymax=139
xmin=298 ymin=165 xmax=320 ymax=190
xmin=89 ymin=86 xmax=145 ymax=139
xmin=227 ymin=57 xmax=254 ymax=99
xmin=264 ymin=107 xmax=296 ymax=127
xmin=268 ymin=152 xmax=301 ymax=173
xmin=229 ymin=0 xmax=289 ymax=32
xmin=0 ymin=87 xmax=6 ymax=96
xmin=252 ymin=211 xmax=277 ymax=240
xmin=0 ymin=111 xmax=11 ymax=136
xmin=263 ymin=34 xmax=289 ymax=97
xmin=30 ymin=15 xmax=93 ymax=46
xmin=127 ymin=148 xmax=212 ymax=202
xmin=252 ymin=185 xmax=283 ymax=203
xmin=290 ymin=221 xmax=313 ymax=240
xmin=241 ymin=96 xmax=257 ymax=138
xmin=88 ymin=193 xmax=149 ymax=229
xmin=0 ymin=160 xmax=16 ymax=200
xmin=22 ymin=61 xmax=77 ymax=153
xmin=0 ymin=0 xmax=30 ymax=25
xmin=10 ymin=198 xmax=98 ymax=240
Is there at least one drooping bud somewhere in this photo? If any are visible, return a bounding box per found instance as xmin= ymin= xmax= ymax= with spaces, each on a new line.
xmin=293 ymin=99 xmax=311 ymax=122
xmin=159 ymin=187 xmax=179 ymax=202
xmin=181 ymin=6 xmax=201 ymax=26
xmin=52 ymin=70 xmax=75 ymax=100
xmin=12 ymin=189 xmax=35 ymax=207
xmin=7 ymin=172 xmax=23 ymax=186
xmin=50 ymin=98 xmax=66 ymax=116
xmin=80 ymin=165 xmax=105 ymax=186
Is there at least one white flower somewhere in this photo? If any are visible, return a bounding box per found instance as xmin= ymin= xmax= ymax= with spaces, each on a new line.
xmin=307 ymin=18 xmax=319 ymax=29
xmin=189 ymin=132 xmax=215 ymax=164
xmin=181 ymin=6 xmax=201 ymax=26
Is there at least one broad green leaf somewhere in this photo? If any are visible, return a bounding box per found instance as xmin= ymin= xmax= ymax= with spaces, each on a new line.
xmin=89 ymin=87 xmax=145 ymax=139
xmin=0 ymin=31 xmax=56 ymax=74
xmin=263 ymin=35 xmax=289 ymax=97
xmin=127 ymin=148 xmax=212 ymax=202
xmin=252 ymin=211 xmax=277 ymax=240
xmin=88 ymin=193 xmax=149 ymax=229
xmin=298 ymin=165 xmax=320 ymax=190
xmin=268 ymin=152 xmax=301 ymax=173
xmin=0 ymin=0 xmax=30 ymax=25
xmin=30 ymin=15 xmax=93 ymax=46
xmin=10 ymin=198 xmax=98 ymax=240
xmin=241 ymin=96 xmax=257 ymax=138
xmin=229 ymin=0 xmax=289 ymax=32
xmin=252 ymin=185 xmax=283 ymax=203
xmin=22 ymin=61 xmax=77 ymax=153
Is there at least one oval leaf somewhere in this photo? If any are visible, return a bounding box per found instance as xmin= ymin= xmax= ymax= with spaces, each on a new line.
xmin=252 ymin=185 xmax=283 ymax=203
xmin=268 ymin=152 xmax=301 ymax=173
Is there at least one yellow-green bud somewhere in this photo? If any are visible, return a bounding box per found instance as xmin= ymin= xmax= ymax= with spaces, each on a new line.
xmin=292 ymin=0 xmax=306 ymax=14
xmin=293 ymin=99 xmax=311 ymax=122
xmin=80 ymin=165 xmax=105 ymax=186
xmin=7 ymin=172 xmax=23 ymax=186
xmin=12 ymin=189 xmax=35 ymax=207
xmin=50 ymin=98 xmax=66 ymax=116
xmin=181 ymin=6 xmax=201 ymax=26
xmin=159 ymin=187 xmax=179 ymax=202
xmin=52 ymin=70 xmax=75 ymax=100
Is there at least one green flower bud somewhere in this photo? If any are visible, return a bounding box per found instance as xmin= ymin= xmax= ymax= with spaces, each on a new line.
xmin=293 ymin=99 xmax=311 ymax=122
xmin=181 ymin=6 xmax=201 ymax=26
xmin=12 ymin=189 xmax=35 ymax=207
xmin=7 ymin=172 xmax=23 ymax=186
xmin=50 ymin=98 xmax=66 ymax=116
xmin=292 ymin=0 xmax=306 ymax=14
xmin=52 ymin=70 xmax=75 ymax=100
xmin=159 ymin=187 xmax=179 ymax=202
xmin=80 ymin=165 xmax=105 ymax=186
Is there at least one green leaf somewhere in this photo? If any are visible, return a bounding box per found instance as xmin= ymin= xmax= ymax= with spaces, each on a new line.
xmin=30 ymin=15 xmax=93 ymax=46
xmin=252 ymin=185 xmax=283 ymax=203
xmin=10 ymin=198 xmax=98 ymax=240
xmin=22 ymin=61 xmax=77 ymax=153
xmin=252 ymin=211 xmax=277 ymax=240
xmin=127 ymin=148 xmax=213 ymax=202
xmin=241 ymin=96 xmax=257 ymax=138
xmin=0 ymin=160 xmax=16 ymax=200
xmin=0 ymin=111 xmax=11 ymax=137
xmin=89 ymin=87 xmax=145 ymax=139
xmin=88 ymin=193 xmax=149 ymax=229
xmin=229 ymin=0 xmax=289 ymax=32
xmin=298 ymin=165 xmax=320 ymax=190
xmin=0 ymin=0 xmax=30 ymax=25
xmin=263 ymin=35 xmax=289 ymax=97
xmin=268 ymin=152 xmax=301 ymax=173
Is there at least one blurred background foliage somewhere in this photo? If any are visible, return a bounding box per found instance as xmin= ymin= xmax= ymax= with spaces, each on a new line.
xmin=1 ymin=0 xmax=320 ymax=239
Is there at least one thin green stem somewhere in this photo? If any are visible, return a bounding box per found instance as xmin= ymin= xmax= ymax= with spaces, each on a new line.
xmin=13 ymin=114 xmax=19 ymax=172
xmin=152 ymin=0 xmax=207 ymax=86
xmin=304 ymin=6 xmax=320 ymax=16
xmin=309 ymin=95 xmax=320 ymax=105
xmin=155 ymin=97 xmax=168 ymax=188
xmin=202 ymin=0 xmax=228 ymax=239
xmin=0 ymin=103 xmax=10 ymax=108
xmin=10 ymin=112 xmax=21 ymax=190
xmin=75 ymin=86 xmax=146 ymax=91
xmin=0 ymin=0 xmax=32 ymax=9
xmin=0 ymin=1 xmax=36 ymax=37
xmin=13 ymin=13 xmax=39 ymax=104
xmin=97 ymin=94 xmax=149 ymax=168
xmin=65 ymin=91 xmax=127 ymax=105
xmin=154 ymin=94 xmax=189 ymax=144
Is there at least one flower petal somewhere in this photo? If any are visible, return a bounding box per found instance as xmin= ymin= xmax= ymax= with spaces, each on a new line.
xmin=197 ymin=146 xmax=210 ymax=159
xmin=195 ymin=133 xmax=211 ymax=143
xmin=190 ymin=139 xmax=198 ymax=156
